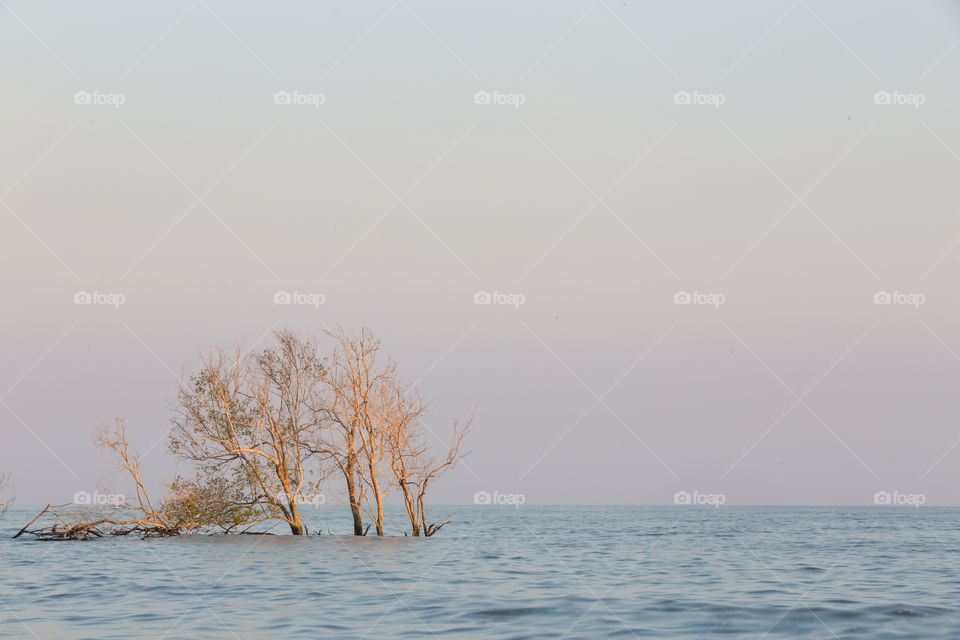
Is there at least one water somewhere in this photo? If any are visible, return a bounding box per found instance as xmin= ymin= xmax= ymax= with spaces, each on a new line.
xmin=1 ymin=506 xmax=958 ymax=639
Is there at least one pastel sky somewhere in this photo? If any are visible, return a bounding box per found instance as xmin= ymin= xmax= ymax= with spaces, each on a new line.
xmin=3 ymin=0 xmax=960 ymax=505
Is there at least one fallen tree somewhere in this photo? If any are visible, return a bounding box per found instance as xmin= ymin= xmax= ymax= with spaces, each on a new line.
xmin=17 ymin=420 xmax=262 ymax=540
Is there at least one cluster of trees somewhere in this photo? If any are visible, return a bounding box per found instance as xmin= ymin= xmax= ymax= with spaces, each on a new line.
xmin=15 ymin=329 xmax=472 ymax=539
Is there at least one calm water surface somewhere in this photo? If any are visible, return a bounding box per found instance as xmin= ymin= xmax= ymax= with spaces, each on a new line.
xmin=1 ymin=506 xmax=958 ymax=639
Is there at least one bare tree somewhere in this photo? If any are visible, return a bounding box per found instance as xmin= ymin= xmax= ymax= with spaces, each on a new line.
xmin=314 ymin=328 xmax=473 ymax=537
xmin=383 ymin=388 xmax=472 ymax=536
xmin=310 ymin=328 xmax=392 ymax=535
xmin=380 ymin=384 xmax=427 ymax=535
xmin=170 ymin=332 xmax=325 ymax=535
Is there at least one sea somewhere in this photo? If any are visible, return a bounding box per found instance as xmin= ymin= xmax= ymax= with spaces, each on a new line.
xmin=0 ymin=505 xmax=957 ymax=639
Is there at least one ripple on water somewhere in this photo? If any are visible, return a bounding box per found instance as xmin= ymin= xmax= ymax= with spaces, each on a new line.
xmin=0 ymin=506 xmax=958 ymax=639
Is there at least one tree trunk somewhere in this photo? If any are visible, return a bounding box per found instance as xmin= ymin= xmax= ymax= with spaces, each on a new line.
xmin=368 ymin=460 xmax=384 ymax=536
xmin=399 ymin=481 xmax=419 ymax=536
xmin=288 ymin=503 xmax=304 ymax=535
xmin=344 ymin=461 xmax=364 ymax=535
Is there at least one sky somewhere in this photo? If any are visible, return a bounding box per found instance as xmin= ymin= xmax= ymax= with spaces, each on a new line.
xmin=2 ymin=0 xmax=960 ymax=506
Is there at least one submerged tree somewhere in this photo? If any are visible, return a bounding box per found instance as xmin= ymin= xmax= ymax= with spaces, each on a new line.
xmin=381 ymin=384 xmax=472 ymax=536
xmin=16 ymin=327 xmax=474 ymax=540
xmin=313 ymin=328 xmax=473 ymax=536
xmin=170 ymin=332 xmax=325 ymax=535
xmin=311 ymin=328 xmax=394 ymax=536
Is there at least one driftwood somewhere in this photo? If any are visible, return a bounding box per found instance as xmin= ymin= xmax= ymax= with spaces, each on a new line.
xmin=13 ymin=504 xmax=52 ymax=539
xmin=14 ymin=504 xmax=182 ymax=541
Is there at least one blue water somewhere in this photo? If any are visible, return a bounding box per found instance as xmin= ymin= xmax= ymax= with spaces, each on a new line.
xmin=1 ymin=506 xmax=958 ymax=639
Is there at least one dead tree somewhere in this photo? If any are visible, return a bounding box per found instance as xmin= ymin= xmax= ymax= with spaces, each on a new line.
xmin=314 ymin=328 xmax=473 ymax=537
xmin=385 ymin=396 xmax=472 ymax=536
xmin=377 ymin=383 xmax=424 ymax=535
xmin=310 ymin=328 xmax=392 ymax=536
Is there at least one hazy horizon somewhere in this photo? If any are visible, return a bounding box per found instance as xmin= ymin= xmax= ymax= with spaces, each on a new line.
xmin=4 ymin=0 xmax=960 ymax=508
